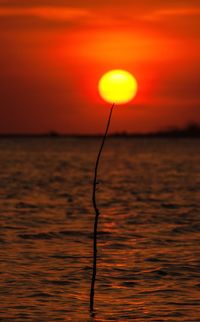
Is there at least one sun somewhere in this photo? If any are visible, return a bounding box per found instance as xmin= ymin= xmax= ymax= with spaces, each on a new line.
xmin=98 ymin=69 xmax=138 ymax=104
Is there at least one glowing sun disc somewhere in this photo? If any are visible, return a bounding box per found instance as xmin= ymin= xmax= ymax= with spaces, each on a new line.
xmin=98 ymin=69 xmax=138 ymax=104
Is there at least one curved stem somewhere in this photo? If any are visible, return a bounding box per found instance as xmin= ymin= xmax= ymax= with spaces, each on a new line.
xmin=90 ymin=103 xmax=115 ymax=313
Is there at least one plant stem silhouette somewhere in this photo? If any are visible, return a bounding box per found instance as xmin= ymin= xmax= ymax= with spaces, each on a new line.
xmin=90 ymin=103 xmax=115 ymax=313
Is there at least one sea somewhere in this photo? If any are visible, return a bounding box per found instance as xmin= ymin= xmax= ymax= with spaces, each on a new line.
xmin=0 ymin=137 xmax=200 ymax=321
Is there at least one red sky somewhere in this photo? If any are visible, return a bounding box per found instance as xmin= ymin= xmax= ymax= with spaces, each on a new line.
xmin=0 ymin=0 xmax=200 ymax=134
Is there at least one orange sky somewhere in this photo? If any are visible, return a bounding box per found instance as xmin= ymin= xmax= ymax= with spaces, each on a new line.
xmin=0 ymin=0 xmax=200 ymax=134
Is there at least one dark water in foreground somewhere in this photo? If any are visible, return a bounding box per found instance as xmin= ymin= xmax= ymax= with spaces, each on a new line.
xmin=0 ymin=138 xmax=200 ymax=321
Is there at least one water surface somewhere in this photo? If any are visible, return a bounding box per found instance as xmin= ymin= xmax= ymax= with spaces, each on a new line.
xmin=0 ymin=138 xmax=200 ymax=321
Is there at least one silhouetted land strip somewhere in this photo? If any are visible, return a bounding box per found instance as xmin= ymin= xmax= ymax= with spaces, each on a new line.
xmin=1 ymin=123 xmax=200 ymax=138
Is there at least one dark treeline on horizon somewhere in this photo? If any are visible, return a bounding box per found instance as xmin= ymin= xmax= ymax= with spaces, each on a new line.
xmin=1 ymin=123 xmax=200 ymax=138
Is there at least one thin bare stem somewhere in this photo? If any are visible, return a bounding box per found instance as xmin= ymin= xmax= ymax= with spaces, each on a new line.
xmin=90 ymin=103 xmax=115 ymax=313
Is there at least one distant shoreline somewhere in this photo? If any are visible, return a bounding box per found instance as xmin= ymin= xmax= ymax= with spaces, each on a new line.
xmin=0 ymin=133 xmax=200 ymax=139
xmin=1 ymin=123 xmax=200 ymax=139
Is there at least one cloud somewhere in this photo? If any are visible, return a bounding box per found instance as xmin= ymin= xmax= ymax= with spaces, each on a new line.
xmin=0 ymin=2 xmax=200 ymax=36
xmin=0 ymin=6 xmax=92 ymax=30
xmin=141 ymin=7 xmax=200 ymax=21
xmin=0 ymin=7 xmax=89 ymax=21
xmin=0 ymin=0 xmax=199 ymax=8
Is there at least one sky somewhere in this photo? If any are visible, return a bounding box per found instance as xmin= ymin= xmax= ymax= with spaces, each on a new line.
xmin=0 ymin=0 xmax=200 ymax=134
